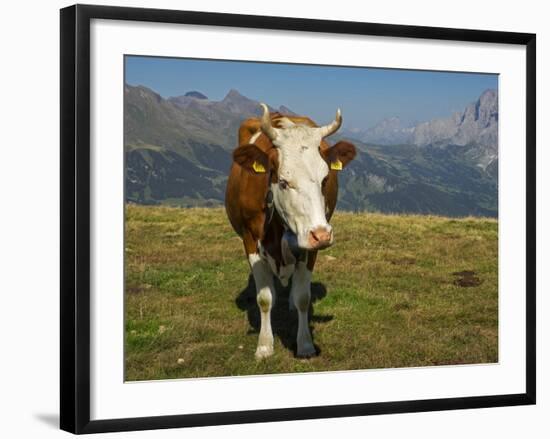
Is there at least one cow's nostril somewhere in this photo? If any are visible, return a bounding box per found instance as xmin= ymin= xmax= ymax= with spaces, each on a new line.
xmin=309 ymin=227 xmax=332 ymax=248
xmin=310 ymin=230 xmax=320 ymax=242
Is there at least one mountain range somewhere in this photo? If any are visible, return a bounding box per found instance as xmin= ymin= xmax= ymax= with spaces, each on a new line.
xmin=341 ymin=89 xmax=498 ymax=170
xmin=125 ymin=85 xmax=498 ymax=217
xmin=342 ymin=117 xmax=415 ymax=146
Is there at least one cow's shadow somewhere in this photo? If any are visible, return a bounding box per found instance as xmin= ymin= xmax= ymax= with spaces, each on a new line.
xmin=235 ymin=274 xmax=333 ymax=357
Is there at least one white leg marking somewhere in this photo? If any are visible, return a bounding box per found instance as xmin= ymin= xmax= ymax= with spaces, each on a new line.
xmin=249 ymin=253 xmax=275 ymax=359
xmin=291 ymin=261 xmax=316 ymax=357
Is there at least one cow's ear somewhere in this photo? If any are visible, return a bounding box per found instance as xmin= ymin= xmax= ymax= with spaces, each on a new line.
xmin=323 ymin=141 xmax=357 ymax=170
xmin=233 ymin=144 xmax=270 ymax=174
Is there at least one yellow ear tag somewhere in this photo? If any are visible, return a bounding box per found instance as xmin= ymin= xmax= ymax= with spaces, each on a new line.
xmin=252 ymin=161 xmax=266 ymax=173
xmin=330 ymin=159 xmax=343 ymax=171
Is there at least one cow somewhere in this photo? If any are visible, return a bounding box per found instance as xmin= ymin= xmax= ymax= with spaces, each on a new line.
xmin=225 ymin=104 xmax=356 ymax=359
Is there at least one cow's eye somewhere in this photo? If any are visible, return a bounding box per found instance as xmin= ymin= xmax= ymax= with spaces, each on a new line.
xmin=279 ymin=179 xmax=289 ymax=190
xmin=322 ymin=177 xmax=328 ymax=187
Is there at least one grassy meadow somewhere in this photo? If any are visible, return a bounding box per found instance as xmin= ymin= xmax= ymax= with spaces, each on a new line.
xmin=125 ymin=205 xmax=498 ymax=381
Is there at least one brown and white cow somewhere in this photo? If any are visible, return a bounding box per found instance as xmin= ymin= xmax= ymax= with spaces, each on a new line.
xmin=225 ymin=104 xmax=356 ymax=359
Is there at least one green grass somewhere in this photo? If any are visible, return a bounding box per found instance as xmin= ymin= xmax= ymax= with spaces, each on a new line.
xmin=124 ymin=205 xmax=498 ymax=381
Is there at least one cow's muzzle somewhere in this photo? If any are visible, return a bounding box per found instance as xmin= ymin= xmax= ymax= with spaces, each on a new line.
xmin=307 ymin=226 xmax=333 ymax=250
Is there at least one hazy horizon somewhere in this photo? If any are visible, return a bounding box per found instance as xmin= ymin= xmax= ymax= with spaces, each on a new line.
xmin=125 ymin=55 xmax=498 ymax=130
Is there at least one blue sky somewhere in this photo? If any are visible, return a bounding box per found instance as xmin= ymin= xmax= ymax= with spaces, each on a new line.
xmin=125 ymin=56 xmax=498 ymax=129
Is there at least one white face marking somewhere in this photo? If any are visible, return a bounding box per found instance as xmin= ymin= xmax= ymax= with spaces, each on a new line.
xmin=271 ymin=125 xmax=332 ymax=249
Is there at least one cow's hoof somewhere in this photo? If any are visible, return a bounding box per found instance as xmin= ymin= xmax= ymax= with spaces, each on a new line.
xmin=296 ymin=343 xmax=316 ymax=359
xmin=255 ymin=345 xmax=274 ymax=360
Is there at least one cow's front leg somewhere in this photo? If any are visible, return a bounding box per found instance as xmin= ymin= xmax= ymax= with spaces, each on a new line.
xmin=291 ymin=261 xmax=316 ymax=358
xmin=249 ymin=253 xmax=275 ymax=359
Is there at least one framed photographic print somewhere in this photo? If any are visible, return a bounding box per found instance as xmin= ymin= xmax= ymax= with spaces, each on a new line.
xmin=60 ymin=4 xmax=536 ymax=434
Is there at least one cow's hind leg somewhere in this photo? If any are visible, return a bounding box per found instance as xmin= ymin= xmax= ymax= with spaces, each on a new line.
xmin=249 ymin=253 xmax=275 ymax=359
xmin=292 ymin=261 xmax=316 ymax=358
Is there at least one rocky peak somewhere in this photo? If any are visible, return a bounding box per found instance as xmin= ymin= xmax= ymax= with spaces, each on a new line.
xmin=477 ymin=88 xmax=498 ymax=127
xmin=413 ymin=89 xmax=498 ymax=146
xmin=221 ymin=89 xmax=270 ymax=115
xmin=222 ymin=89 xmax=245 ymax=102
xmin=412 ymin=88 xmax=498 ymax=168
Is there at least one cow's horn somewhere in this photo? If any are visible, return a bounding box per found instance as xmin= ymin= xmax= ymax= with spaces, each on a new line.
xmin=260 ymin=103 xmax=278 ymax=141
xmin=319 ymin=109 xmax=342 ymax=138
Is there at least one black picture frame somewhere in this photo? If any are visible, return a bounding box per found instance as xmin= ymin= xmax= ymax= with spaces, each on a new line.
xmin=60 ymin=4 xmax=536 ymax=434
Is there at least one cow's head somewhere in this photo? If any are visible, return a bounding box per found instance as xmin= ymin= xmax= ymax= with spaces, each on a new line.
xmin=234 ymin=104 xmax=356 ymax=251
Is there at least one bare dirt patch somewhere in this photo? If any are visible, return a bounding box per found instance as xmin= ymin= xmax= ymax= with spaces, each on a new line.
xmin=452 ymin=270 xmax=483 ymax=287
xmin=390 ymin=257 xmax=416 ymax=266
